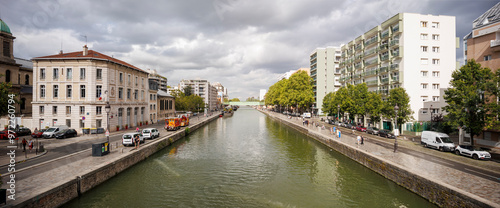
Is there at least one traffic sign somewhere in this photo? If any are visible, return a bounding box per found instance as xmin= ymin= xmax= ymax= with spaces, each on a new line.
xmin=105 ymin=130 xmax=109 ymax=137
xmin=82 ymin=116 xmax=86 ymax=120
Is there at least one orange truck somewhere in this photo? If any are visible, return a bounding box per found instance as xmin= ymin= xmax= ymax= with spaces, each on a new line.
xmin=180 ymin=115 xmax=189 ymax=127
xmin=165 ymin=117 xmax=181 ymax=131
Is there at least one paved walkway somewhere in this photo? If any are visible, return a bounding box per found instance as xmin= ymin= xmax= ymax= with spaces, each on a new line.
xmin=264 ymin=110 xmax=500 ymax=207
xmin=0 ymin=114 xmax=220 ymax=207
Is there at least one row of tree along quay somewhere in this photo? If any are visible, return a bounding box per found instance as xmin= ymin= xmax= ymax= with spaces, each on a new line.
xmin=264 ymin=71 xmax=315 ymax=114
xmin=264 ymin=59 xmax=499 ymax=146
xmin=169 ymin=85 xmax=206 ymax=113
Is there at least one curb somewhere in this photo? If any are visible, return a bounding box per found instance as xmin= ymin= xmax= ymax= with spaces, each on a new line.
xmin=0 ymin=150 xmax=48 ymax=168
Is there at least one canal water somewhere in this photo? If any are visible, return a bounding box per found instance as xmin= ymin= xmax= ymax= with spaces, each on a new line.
xmin=64 ymin=107 xmax=435 ymax=208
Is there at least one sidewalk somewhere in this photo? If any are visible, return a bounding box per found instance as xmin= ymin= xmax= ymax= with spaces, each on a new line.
xmin=265 ymin=110 xmax=500 ymax=207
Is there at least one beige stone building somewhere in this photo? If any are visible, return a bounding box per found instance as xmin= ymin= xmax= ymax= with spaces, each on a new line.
xmin=32 ymin=46 xmax=149 ymax=132
xmin=157 ymin=90 xmax=175 ymax=121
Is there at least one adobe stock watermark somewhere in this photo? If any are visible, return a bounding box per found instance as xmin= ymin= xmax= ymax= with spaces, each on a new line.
xmin=16 ymin=0 xmax=68 ymax=39
xmin=5 ymin=94 xmax=18 ymax=201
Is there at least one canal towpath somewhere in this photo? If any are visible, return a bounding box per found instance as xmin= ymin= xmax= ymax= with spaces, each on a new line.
xmin=261 ymin=109 xmax=500 ymax=207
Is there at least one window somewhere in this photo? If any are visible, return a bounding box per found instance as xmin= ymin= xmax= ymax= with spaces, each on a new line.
xmin=96 ymin=119 xmax=102 ymax=128
xmin=66 ymin=68 xmax=72 ymax=80
xmin=135 ymin=76 xmax=138 ymax=86
xmin=421 ymin=58 xmax=428 ymax=65
xmin=119 ymin=73 xmax=123 ymax=83
xmin=67 ymin=85 xmax=72 ymax=98
xmin=96 ymin=106 xmax=102 ymax=115
xmin=127 ymin=89 xmax=131 ymax=99
xmin=432 ymin=34 xmax=439 ymax=40
xmin=66 ymin=119 xmax=71 ymax=127
xmin=53 ymin=85 xmax=59 ymax=98
xmin=66 ymin=106 xmax=71 ymax=115
xmin=420 ymin=33 xmax=428 ymax=40
xmin=421 ymin=71 xmax=428 ymax=77
xmin=432 ymin=59 xmax=440 ymax=65
xmin=40 ymin=85 xmax=46 ymax=98
xmin=128 ymin=75 xmax=131 ymax=85
xmin=432 ymin=96 xmax=440 ymax=101
xmin=142 ymin=78 xmax=144 ymax=87
xmin=150 ymin=94 xmax=152 ymax=100
xmin=53 ymin=106 xmax=58 ymax=115
xmin=134 ymin=90 xmax=138 ymax=100
xmin=119 ymin=87 xmax=123 ymax=99
xmin=96 ymin=85 xmax=102 ymax=98
xmin=421 ymin=96 xmax=428 ymax=102
xmin=97 ymin=68 xmax=102 ymax=80
xmin=421 ymin=46 xmax=428 ymax=52
xmin=432 ymin=84 xmax=440 ymax=89
xmin=431 ymin=22 xmax=439 ymax=28
xmin=484 ymin=55 xmax=492 ymax=61
xmin=40 ymin=106 xmax=45 ymax=114
xmin=80 ymin=106 xmax=85 ymax=115
xmin=80 ymin=68 xmax=86 ymax=80
xmin=53 ymin=68 xmax=59 ymax=79
xmin=3 ymin=40 xmax=10 ymax=57
xmin=25 ymin=74 xmax=29 ymax=85
xmin=40 ymin=68 xmax=46 ymax=79
xmin=432 ymin=71 xmax=440 ymax=77
xmin=141 ymin=90 xmax=144 ymax=100
xmin=80 ymin=85 xmax=86 ymax=98
xmin=432 ymin=47 xmax=440 ymax=53
xmin=420 ymin=21 xmax=427 ymax=27
xmin=421 ymin=83 xmax=428 ymax=89
xmin=79 ymin=120 xmax=84 ymax=128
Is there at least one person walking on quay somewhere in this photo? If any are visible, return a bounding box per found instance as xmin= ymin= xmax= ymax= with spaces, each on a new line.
xmin=357 ymin=135 xmax=361 ymax=146
xmin=338 ymin=130 xmax=341 ymax=139
xmin=361 ymin=136 xmax=364 ymax=145
xmin=28 ymin=139 xmax=34 ymax=152
xmin=136 ymin=127 xmax=140 ymax=133
xmin=134 ymin=135 xmax=140 ymax=150
xmin=22 ymin=138 xmax=27 ymax=152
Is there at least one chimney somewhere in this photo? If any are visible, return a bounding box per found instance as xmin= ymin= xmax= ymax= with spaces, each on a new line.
xmin=83 ymin=45 xmax=88 ymax=56
xmin=59 ymin=50 xmax=63 ymax=55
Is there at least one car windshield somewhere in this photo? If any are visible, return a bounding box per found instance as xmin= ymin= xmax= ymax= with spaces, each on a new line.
xmin=440 ymin=137 xmax=453 ymax=143
xmin=58 ymin=129 xmax=69 ymax=133
xmin=46 ymin=128 xmax=57 ymax=132
xmin=143 ymin=130 xmax=150 ymax=133
xmin=40 ymin=129 xmax=47 ymax=132
xmin=471 ymin=146 xmax=484 ymax=151
xmin=123 ymin=135 xmax=132 ymax=139
xmin=372 ymin=127 xmax=379 ymax=130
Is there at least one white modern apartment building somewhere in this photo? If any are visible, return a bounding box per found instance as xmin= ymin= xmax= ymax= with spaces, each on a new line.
xmin=339 ymin=13 xmax=457 ymax=126
xmin=211 ymin=82 xmax=228 ymax=104
xmin=259 ymin=89 xmax=267 ymax=101
xmin=32 ymin=46 xmax=149 ymax=131
xmin=179 ymin=79 xmax=218 ymax=111
xmin=310 ymin=47 xmax=342 ymax=115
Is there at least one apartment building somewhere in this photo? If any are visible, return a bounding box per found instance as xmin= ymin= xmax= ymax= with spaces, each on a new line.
xmin=463 ymin=2 xmax=500 ymax=148
xmin=32 ymin=46 xmax=149 ymax=131
xmin=339 ymin=13 xmax=456 ymax=127
xmin=179 ymin=79 xmax=218 ymax=111
xmin=310 ymin=47 xmax=341 ymax=115
xmin=278 ymin=68 xmax=310 ymax=81
xmin=148 ymin=78 xmax=159 ymax=124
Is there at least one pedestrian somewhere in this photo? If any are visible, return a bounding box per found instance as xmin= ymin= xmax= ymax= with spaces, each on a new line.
xmin=34 ymin=127 xmax=38 ymax=134
xmin=361 ymin=136 xmax=364 ymax=145
xmin=134 ymin=134 xmax=140 ymax=150
xmin=136 ymin=127 xmax=140 ymax=132
xmin=357 ymin=135 xmax=361 ymax=145
xmin=22 ymin=138 xmax=27 ymax=152
xmin=28 ymin=139 xmax=34 ymax=152
xmin=338 ymin=130 xmax=341 ymax=139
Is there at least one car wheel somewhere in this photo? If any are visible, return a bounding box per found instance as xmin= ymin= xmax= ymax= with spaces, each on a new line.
xmin=455 ymin=150 xmax=460 ymax=155
xmin=424 ymin=143 xmax=428 ymax=148
xmin=472 ymin=154 xmax=479 ymax=160
xmin=439 ymin=147 xmax=444 ymax=152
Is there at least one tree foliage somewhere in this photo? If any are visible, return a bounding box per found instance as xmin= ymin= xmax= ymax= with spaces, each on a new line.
xmin=0 ymin=74 xmax=16 ymax=116
xmin=183 ymin=85 xmax=193 ymax=96
xmin=170 ymin=89 xmax=205 ymax=112
xmin=229 ymin=98 xmax=240 ymax=102
xmin=265 ymin=71 xmax=314 ymax=112
xmin=443 ymin=59 xmax=498 ymax=142
xmin=384 ymin=88 xmax=414 ymax=129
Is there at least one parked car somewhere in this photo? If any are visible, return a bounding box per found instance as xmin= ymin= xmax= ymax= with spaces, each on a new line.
xmin=54 ymin=129 xmax=78 ymax=139
xmin=356 ymin=126 xmax=367 ymax=132
xmin=302 ymin=112 xmax=311 ymax=118
xmin=142 ymin=128 xmax=160 ymax=139
xmin=43 ymin=125 xmax=69 ymax=138
xmin=0 ymin=131 xmax=17 ymax=140
xmin=122 ymin=133 xmax=145 ymax=146
xmin=15 ymin=127 xmax=32 ymax=136
xmin=455 ymin=145 xmax=491 ymax=160
xmin=378 ymin=129 xmax=395 ymax=139
xmin=366 ymin=127 xmax=379 ymax=135
xmin=421 ymin=131 xmax=455 ymax=152
xmin=345 ymin=123 xmax=354 ymax=130
xmin=31 ymin=129 xmax=48 ymax=138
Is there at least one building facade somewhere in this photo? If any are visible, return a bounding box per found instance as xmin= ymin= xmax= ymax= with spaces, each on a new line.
xmin=339 ymin=13 xmax=456 ymax=126
xmin=463 ymin=2 xmax=500 ymax=148
xmin=179 ymin=79 xmax=218 ymax=111
xmin=311 ymin=47 xmax=341 ymax=115
xmin=0 ymin=19 xmax=33 ymax=117
xmin=32 ymin=46 xmax=149 ymax=132
xmin=157 ymin=90 xmax=175 ymax=121
xmin=148 ymin=78 xmax=159 ymax=124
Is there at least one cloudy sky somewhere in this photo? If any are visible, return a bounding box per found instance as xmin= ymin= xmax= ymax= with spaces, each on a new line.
xmin=1 ymin=0 xmax=498 ymax=99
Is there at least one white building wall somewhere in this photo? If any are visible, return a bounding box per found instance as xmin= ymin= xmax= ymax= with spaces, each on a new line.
xmin=311 ymin=47 xmax=341 ymax=115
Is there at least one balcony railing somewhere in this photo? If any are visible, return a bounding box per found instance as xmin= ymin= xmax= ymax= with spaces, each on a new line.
xmin=392 ymin=24 xmax=400 ymax=33
xmin=379 ymin=43 xmax=388 ymax=51
xmin=391 ymin=50 xmax=401 ymax=58
xmin=379 ymin=66 xmax=389 ymax=73
xmin=380 ymin=54 xmax=389 ymax=61
xmin=355 ymin=44 xmax=362 ymax=51
xmin=364 ymin=48 xmax=377 ymax=56
xmin=381 ymin=77 xmax=390 ymax=83
xmin=364 ymin=36 xmax=378 ymax=46
xmin=365 ymin=80 xmax=378 ymax=86
xmin=390 ymin=63 xmax=399 ymax=71
xmin=491 ymin=40 xmax=500 ymax=49
xmin=354 ymin=63 xmax=362 ymax=69
xmin=381 ymin=31 xmax=389 ymax=39
xmin=364 ymin=58 xmax=378 ymax=66
xmin=363 ymin=70 xmax=378 ymax=76
xmin=390 ymin=39 xmax=399 ymax=47
xmin=391 ymin=76 xmax=400 ymax=82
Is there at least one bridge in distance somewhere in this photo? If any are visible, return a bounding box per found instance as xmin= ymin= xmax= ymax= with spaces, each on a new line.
xmin=224 ymin=101 xmax=265 ymax=106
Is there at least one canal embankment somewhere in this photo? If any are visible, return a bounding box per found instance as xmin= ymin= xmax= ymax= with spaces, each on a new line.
xmin=260 ymin=109 xmax=500 ymax=208
xmin=3 ymin=114 xmax=220 ymax=208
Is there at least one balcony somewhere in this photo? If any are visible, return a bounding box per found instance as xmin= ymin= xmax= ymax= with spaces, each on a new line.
xmin=378 ymin=89 xmax=389 ymax=95
xmin=391 ymin=76 xmax=400 ymax=83
xmin=381 ymin=31 xmax=389 ymax=39
xmin=379 ymin=43 xmax=388 ymax=51
xmin=365 ymin=80 xmax=378 ymax=86
xmin=354 ymin=63 xmax=362 ymax=70
xmin=310 ymin=54 xmax=317 ymax=61
xmin=391 ymin=49 xmax=402 ymax=58
xmin=390 ymin=63 xmax=399 ymax=71
xmin=392 ymin=24 xmax=400 ymax=34
xmin=364 ymin=58 xmax=378 ymax=66
xmin=381 ymin=77 xmax=390 ymax=83
xmin=380 ymin=54 xmax=389 ymax=61
xmin=390 ymin=39 xmax=399 ymax=47
xmin=364 ymin=48 xmax=377 ymax=57
xmin=355 ymin=44 xmax=363 ymax=51
xmin=310 ymin=60 xmax=317 ymax=65
xmin=379 ymin=66 xmax=389 ymax=73
xmin=491 ymin=40 xmax=500 ymax=52
xmin=363 ymin=69 xmax=378 ymax=76
xmin=355 ymin=54 xmax=363 ymax=60
xmin=364 ymin=36 xmax=378 ymax=46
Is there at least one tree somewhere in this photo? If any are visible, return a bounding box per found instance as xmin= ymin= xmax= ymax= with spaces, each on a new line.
xmin=443 ymin=59 xmax=498 ymax=144
xmin=286 ymin=71 xmax=314 ymax=112
xmin=229 ymin=98 xmax=240 ymax=102
xmin=183 ymin=85 xmax=193 ymax=96
xmin=0 ymin=74 xmax=16 ymax=116
xmin=170 ymin=89 xmax=204 ymax=112
xmin=384 ymin=88 xmax=413 ymax=131
xmin=365 ymin=91 xmax=383 ymax=125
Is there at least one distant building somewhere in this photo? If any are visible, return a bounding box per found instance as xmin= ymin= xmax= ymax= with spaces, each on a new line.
xmin=259 ymin=89 xmax=267 ymax=101
xmin=148 ymin=77 xmax=159 ymax=124
xmin=463 ymin=2 xmax=500 ymax=148
xmin=32 ymin=45 xmax=149 ymax=131
xmin=146 ymin=69 xmax=168 ymax=91
xmin=179 ymin=79 xmax=218 ymax=111
xmin=310 ymin=47 xmax=341 ymax=115
xmin=212 ymin=82 xmax=228 ymax=105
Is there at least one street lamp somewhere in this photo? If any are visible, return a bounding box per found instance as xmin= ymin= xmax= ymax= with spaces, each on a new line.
xmin=312 ymin=104 xmax=315 ymax=117
xmin=337 ymin=104 xmax=340 ymax=122
xmin=394 ymin=104 xmax=399 ymax=153
xmin=105 ymin=101 xmax=111 ymax=146
xmin=430 ymin=104 xmax=433 ymax=131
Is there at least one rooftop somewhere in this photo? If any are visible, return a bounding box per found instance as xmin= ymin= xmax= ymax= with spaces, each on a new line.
xmin=0 ymin=19 xmax=11 ymax=34
xmin=473 ymin=2 xmax=500 ymax=30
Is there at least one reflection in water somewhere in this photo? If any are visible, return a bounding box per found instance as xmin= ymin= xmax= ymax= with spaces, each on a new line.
xmin=63 ymin=107 xmax=435 ymax=208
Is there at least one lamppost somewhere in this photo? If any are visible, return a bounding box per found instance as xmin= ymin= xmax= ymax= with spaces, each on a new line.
xmin=394 ymin=104 xmax=399 ymax=153
xmin=312 ymin=104 xmax=315 ymax=117
xmin=105 ymin=101 xmax=111 ymax=145
xmin=337 ymin=104 xmax=340 ymax=122
xmin=430 ymin=104 xmax=433 ymax=131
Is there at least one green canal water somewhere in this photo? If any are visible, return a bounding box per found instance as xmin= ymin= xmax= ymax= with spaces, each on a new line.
xmin=63 ymin=107 xmax=435 ymax=208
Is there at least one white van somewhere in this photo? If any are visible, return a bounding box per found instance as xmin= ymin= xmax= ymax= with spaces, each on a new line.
xmin=42 ymin=125 xmax=69 ymax=138
xmin=302 ymin=112 xmax=311 ymax=118
xmin=421 ymin=131 xmax=455 ymax=152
